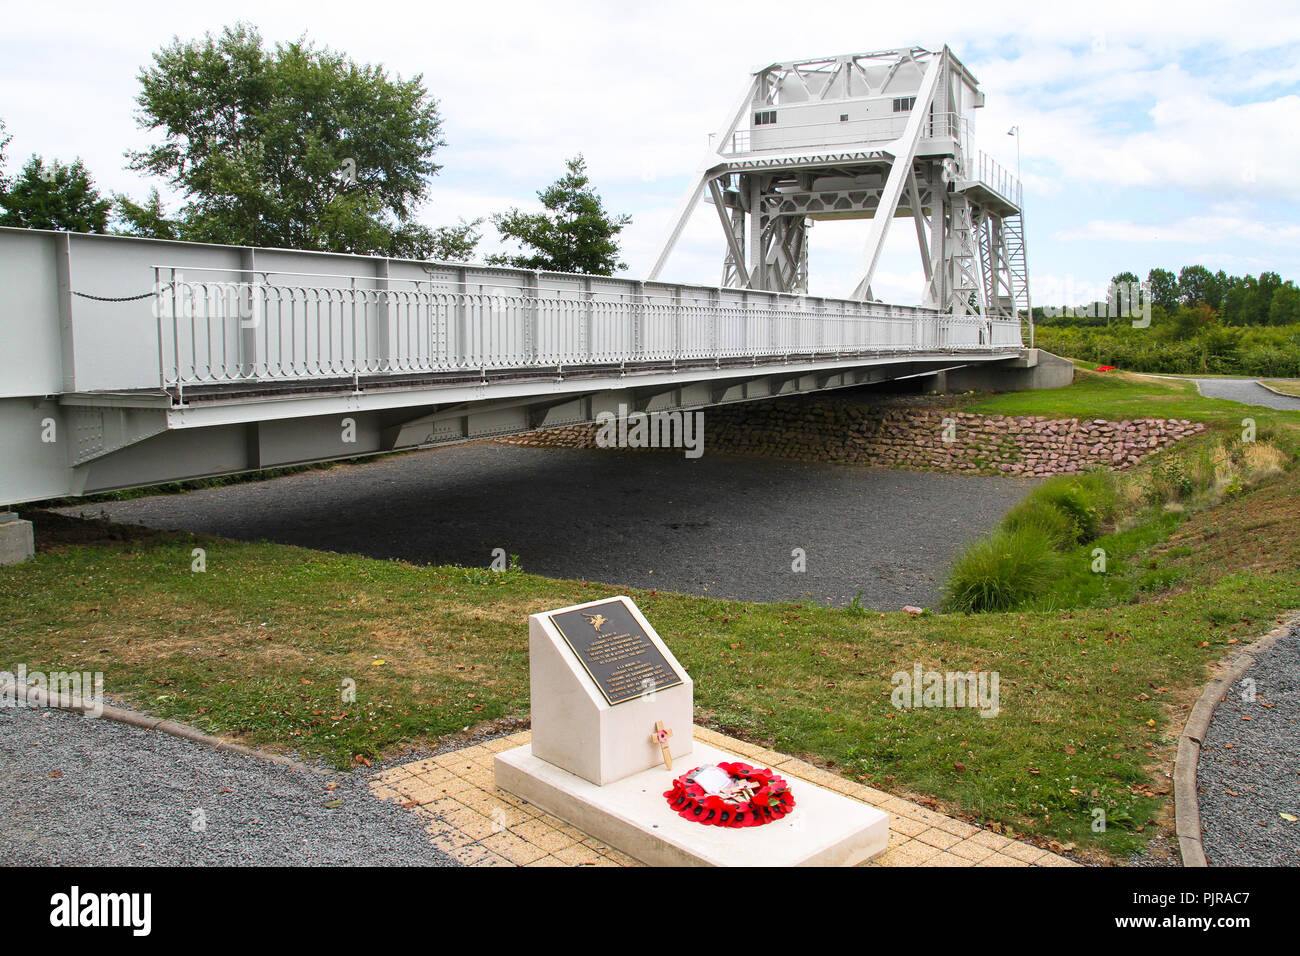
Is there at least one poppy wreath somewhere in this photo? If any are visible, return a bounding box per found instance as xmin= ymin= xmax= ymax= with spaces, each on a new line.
xmin=663 ymin=761 xmax=795 ymax=828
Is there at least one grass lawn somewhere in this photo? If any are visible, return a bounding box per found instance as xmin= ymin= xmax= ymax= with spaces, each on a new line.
xmin=1261 ymin=379 xmax=1300 ymax=397
xmin=3 ymin=366 xmax=1299 ymax=862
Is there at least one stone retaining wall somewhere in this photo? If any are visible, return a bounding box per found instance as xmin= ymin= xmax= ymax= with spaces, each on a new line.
xmin=496 ymin=397 xmax=1206 ymax=477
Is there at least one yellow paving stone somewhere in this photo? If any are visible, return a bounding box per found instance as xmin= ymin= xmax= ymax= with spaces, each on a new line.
xmin=483 ymin=736 xmax=520 ymax=754
xmin=878 ymin=796 xmax=927 ymax=820
xmin=856 ymin=787 xmax=894 ymax=807
xmin=378 ymin=729 xmax=1070 ymax=868
xmin=966 ymin=830 xmax=1013 ymax=852
xmin=553 ymin=843 xmax=607 ymax=866
xmin=449 ymin=842 xmax=510 ymax=867
xmin=773 ymin=757 xmax=817 ymax=778
xmin=931 ymin=817 xmax=980 ymax=839
xmin=411 ymin=766 xmax=455 ymax=786
xmin=691 ymin=727 xmax=729 ymax=747
xmin=877 ymin=839 xmax=942 ymax=867
xmin=888 ymin=814 xmax=930 ymax=838
xmin=947 ymin=839 xmax=998 ymax=863
xmin=533 ymin=812 xmax=587 ymax=842
xmin=456 ymin=790 xmax=531 ymax=828
xmin=426 ymin=776 xmax=478 ymax=799
xmin=921 ymin=852 xmax=976 ymax=867
xmin=440 ymin=805 xmax=500 ymax=842
xmin=747 ymin=747 xmax=789 ymax=768
xmin=481 ymin=831 xmax=550 ymax=866
xmin=403 ymin=784 xmax=442 ymax=806
xmin=914 ymin=827 xmax=963 ymax=850
xmin=425 ymin=826 xmax=476 ymax=852
xmin=1001 ymin=841 xmax=1050 ymax=864
xmin=376 ymin=766 xmax=413 ymax=784
xmin=420 ymin=796 xmax=464 ymax=818
xmin=511 ymin=818 xmax=579 ymax=854
xmin=398 ymin=758 xmax=442 ymax=775
xmin=600 ymin=847 xmax=643 ymax=867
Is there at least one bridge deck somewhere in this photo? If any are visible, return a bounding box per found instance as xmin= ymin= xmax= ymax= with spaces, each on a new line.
xmin=0 ymin=228 xmax=1024 ymax=505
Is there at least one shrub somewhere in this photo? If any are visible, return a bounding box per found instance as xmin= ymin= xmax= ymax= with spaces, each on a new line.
xmin=943 ymin=526 xmax=1065 ymax=613
xmin=1002 ymin=498 xmax=1080 ymax=549
xmin=1033 ymin=477 xmax=1103 ymax=541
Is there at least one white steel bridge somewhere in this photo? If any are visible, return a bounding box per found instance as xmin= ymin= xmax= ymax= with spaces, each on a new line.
xmin=0 ymin=226 xmax=1032 ymax=506
xmin=0 ymin=44 xmax=1061 ymax=513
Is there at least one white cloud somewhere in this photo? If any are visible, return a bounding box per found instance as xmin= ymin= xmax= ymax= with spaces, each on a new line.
xmin=1055 ymin=215 xmax=1300 ymax=246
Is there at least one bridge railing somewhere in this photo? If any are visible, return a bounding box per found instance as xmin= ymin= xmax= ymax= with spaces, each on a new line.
xmin=156 ymin=279 xmax=1022 ymax=391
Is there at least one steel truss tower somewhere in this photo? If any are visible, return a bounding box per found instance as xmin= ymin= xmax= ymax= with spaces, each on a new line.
xmin=649 ymin=46 xmax=1031 ymax=328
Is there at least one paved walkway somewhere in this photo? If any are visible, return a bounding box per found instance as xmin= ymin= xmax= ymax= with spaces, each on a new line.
xmin=1193 ymin=378 xmax=1300 ymax=411
xmin=370 ymin=725 xmax=1079 ymax=867
xmin=1196 ymin=626 xmax=1300 ymax=866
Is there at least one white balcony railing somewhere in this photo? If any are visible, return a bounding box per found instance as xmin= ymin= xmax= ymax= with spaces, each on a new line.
xmin=154 ymin=279 xmax=1023 ymax=392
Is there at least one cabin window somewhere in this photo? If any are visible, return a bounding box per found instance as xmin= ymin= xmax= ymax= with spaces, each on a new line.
xmin=892 ymin=97 xmax=916 ymax=113
xmin=753 ymin=110 xmax=777 ymax=126
xmin=840 ymin=113 xmax=849 ymax=122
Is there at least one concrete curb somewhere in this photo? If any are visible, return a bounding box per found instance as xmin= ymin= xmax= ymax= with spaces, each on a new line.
xmin=1255 ymin=380 xmax=1300 ymax=399
xmin=0 ymin=675 xmax=332 ymax=778
xmin=1173 ymin=615 xmax=1297 ymax=867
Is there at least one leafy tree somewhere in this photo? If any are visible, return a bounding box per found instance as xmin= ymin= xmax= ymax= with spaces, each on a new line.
xmin=1177 ymin=264 xmax=1216 ymax=307
xmin=114 ymin=187 xmax=181 ymax=240
xmin=0 ymin=156 xmax=112 ymax=232
xmin=0 ymin=118 xmax=11 ymax=195
xmin=386 ymin=216 xmax=483 ymax=262
xmin=1146 ymin=268 xmax=1179 ymax=311
xmin=488 ymin=155 xmax=631 ymax=274
xmin=1268 ymin=282 xmax=1300 ymax=326
xmin=122 ymin=23 xmax=445 ymax=255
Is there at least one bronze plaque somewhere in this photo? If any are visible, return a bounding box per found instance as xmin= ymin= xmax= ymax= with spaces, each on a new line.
xmin=548 ymin=599 xmax=684 ymax=706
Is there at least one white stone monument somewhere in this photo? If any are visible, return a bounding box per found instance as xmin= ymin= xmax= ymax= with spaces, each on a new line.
xmin=494 ymin=594 xmax=890 ymax=866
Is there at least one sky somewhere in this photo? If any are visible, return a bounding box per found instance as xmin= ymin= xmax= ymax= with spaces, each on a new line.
xmin=2 ymin=0 xmax=1298 ymax=306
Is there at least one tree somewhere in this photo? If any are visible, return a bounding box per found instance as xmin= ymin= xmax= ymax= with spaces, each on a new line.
xmin=122 ymin=23 xmax=445 ymax=255
xmin=114 ymin=187 xmax=181 ymax=240
xmin=488 ymin=155 xmax=631 ymax=274
xmin=1268 ymin=282 xmax=1300 ymax=326
xmin=0 ymin=118 xmax=11 ymax=195
xmin=1146 ymin=268 xmax=1179 ymax=311
xmin=0 ymin=156 xmax=112 ymax=232
xmin=1177 ymin=264 xmax=1215 ymax=307
xmin=385 ymin=216 xmax=483 ymax=262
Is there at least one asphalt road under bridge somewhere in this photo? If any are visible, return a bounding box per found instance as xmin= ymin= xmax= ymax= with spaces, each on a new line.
xmin=59 ymin=443 xmax=1035 ymax=610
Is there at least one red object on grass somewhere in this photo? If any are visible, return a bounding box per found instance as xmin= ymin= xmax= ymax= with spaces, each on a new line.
xmin=663 ymin=762 xmax=795 ymax=828
xmin=1096 ymin=365 xmax=1117 ymax=372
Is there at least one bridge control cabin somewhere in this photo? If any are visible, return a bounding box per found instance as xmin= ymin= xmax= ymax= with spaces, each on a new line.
xmin=730 ymin=49 xmax=983 ymax=161
xmin=650 ymin=45 xmax=1031 ymax=323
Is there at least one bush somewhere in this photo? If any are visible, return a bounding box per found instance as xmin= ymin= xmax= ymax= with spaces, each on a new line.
xmin=1033 ymin=476 xmax=1103 ymax=541
xmin=1002 ymin=498 xmax=1080 ymax=549
xmin=943 ymin=526 xmax=1065 ymax=613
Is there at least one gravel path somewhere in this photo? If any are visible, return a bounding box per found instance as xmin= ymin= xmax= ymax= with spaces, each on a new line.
xmin=1194 ymin=378 xmax=1300 ymax=411
xmin=1196 ymin=625 xmax=1300 ymax=866
xmin=0 ymin=706 xmax=454 ymax=866
xmin=60 ymin=443 xmax=1034 ymax=610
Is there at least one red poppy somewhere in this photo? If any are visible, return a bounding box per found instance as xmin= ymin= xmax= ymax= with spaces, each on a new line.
xmin=663 ymin=762 xmax=795 ymax=827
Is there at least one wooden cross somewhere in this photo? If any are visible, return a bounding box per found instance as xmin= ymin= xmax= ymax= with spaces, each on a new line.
xmin=650 ymin=721 xmax=673 ymax=770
